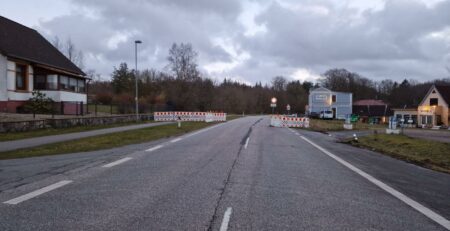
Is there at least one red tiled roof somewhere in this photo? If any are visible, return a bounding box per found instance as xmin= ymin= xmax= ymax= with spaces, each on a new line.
xmin=353 ymin=99 xmax=387 ymax=106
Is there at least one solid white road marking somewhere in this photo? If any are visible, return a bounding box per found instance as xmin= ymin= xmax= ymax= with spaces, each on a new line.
xmin=170 ymin=137 xmax=183 ymax=143
xmin=102 ymin=157 xmax=133 ymax=168
xmin=300 ymin=136 xmax=450 ymax=230
xmin=146 ymin=144 xmax=163 ymax=152
xmin=244 ymin=137 xmax=250 ymax=149
xmin=220 ymin=207 xmax=233 ymax=231
xmin=4 ymin=180 xmax=73 ymax=205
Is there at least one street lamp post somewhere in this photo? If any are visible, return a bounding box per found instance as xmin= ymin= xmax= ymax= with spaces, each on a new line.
xmin=135 ymin=40 xmax=142 ymax=121
xmin=270 ymin=97 xmax=277 ymax=114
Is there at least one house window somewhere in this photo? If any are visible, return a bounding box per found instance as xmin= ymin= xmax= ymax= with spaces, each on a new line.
xmin=69 ymin=78 xmax=77 ymax=91
xmin=15 ymin=64 xmax=27 ymax=90
xmin=47 ymin=75 xmax=58 ymax=90
xmin=34 ymin=75 xmax=46 ymax=90
xmin=411 ymin=115 xmax=417 ymax=124
xmin=429 ymin=98 xmax=438 ymax=106
xmin=34 ymin=75 xmax=58 ymax=90
xmin=332 ymin=95 xmax=336 ymax=103
xmin=59 ymin=76 xmax=69 ymax=90
xmin=77 ymin=79 xmax=85 ymax=93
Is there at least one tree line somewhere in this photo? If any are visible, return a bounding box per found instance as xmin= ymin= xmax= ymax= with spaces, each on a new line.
xmin=85 ymin=43 xmax=449 ymax=114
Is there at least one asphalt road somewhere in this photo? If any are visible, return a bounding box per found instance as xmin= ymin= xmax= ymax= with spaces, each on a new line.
xmin=0 ymin=122 xmax=172 ymax=152
xmin=0 ymin=116 xmax=449 ymax=230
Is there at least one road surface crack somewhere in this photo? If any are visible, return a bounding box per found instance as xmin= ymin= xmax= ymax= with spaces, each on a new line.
xmin=207 ymin=119 xmax=261 ymax=230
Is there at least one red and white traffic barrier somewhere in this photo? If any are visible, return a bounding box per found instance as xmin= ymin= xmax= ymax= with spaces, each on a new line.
xmin=270 ymin=115 xmax=309 ymax=128
xmin=154 ymin=111 xmax=227 ymax=122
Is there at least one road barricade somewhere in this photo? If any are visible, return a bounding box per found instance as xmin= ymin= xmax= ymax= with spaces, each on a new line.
xmin=154 ymin=111 xmax=227 ymax=122
xmin=154 ymin=112 xmax=174 ymax=121
xmin=270 ymin=115 xmax=309 ymax=128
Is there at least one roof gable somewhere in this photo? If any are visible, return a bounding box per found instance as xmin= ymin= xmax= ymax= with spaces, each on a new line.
xmin=435 ymin=85 xmax=450 ymax=105
xmin=420 ymin=85 xmax=450 ymax=106
xmin=0 ymin=16 xmax=85 ymax=76
xmin=311 ymin=87 xmax=332 ymax=93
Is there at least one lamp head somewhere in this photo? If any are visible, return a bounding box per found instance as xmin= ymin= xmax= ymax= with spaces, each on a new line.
xmin=271 ymin=97 xmax=277 ymax=104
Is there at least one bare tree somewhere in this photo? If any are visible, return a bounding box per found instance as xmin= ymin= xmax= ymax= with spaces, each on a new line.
xmin=271 ymin=76 xmax=287 ymax=91
xmin=52 ymin=36 xmax=84 ymax=70
xmin=52 ymin=36 xmax=62 ymax=51
xmin=167 ymin=43 xmax=199 ymax=81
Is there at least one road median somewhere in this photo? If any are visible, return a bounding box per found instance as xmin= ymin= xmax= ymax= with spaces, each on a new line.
xmin=0 ymin=121 xmax=219 ymax=160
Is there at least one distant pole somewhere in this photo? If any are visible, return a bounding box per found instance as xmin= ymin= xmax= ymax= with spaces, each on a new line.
xmin=135 ymin=40 xmax=142 ymax=121
xmin=270 ymin=97 xmax=277 ymax=115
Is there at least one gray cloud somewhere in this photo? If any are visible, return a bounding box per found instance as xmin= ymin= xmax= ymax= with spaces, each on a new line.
xmin=33 ymin=0 xmax=450 ymax=83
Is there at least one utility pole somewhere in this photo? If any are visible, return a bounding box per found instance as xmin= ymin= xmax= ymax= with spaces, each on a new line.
xmin=135 ymin=40 xmax=142 ymax=121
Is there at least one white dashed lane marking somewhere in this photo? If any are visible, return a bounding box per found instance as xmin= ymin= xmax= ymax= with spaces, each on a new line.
xmin=102 ymin=157 xmax=133 ymax=168
xmin=219 ymin=207 xmax=233 ymax=231
xmin=146 ymin=145 xmax=163 ymax=152
xmin=4 ymin=180 xmax=73 ymax=205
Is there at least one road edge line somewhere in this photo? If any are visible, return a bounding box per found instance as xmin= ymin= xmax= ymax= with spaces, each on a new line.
xmin=300 ymin=135 xmax=450 ymax=230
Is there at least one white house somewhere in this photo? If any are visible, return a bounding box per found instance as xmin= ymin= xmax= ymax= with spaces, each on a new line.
xmin=0 ymin=16 xmax=87 ymax=114
xmin=307 ymin=87 xmax=353 ymax=119
xmin=417 ymin=85 xmax=449 ymax=127
xmin=393 ymin=85 xmax=450 ymax=127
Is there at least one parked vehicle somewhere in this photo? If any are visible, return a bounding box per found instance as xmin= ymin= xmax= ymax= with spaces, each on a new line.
xmin=308 ymin=112 xmax=320 ymax=118
xmin=319 ymin=110 xmax=333 ymax=119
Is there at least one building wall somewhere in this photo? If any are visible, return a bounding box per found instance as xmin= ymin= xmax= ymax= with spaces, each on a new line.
xmin=43 ymin=90 xmax=87 ymax=103
xmin=0 ymin=58 xmax=87 ymax=113
xmin=393 ymin=109 xmax=418 ymax=127
xmin=418 ymin=86 xmax=449 ymax=126
xmin=308 ymin=88 xmax=332 ymax=113
xmin=332 ymin=92 xmax=352 ymax=119
xmin=308 ymin=88 xmax=352 ymax=119
xmin=0 ymin=54 xmax=7 ymax=101
xmin=6 ymin=60 xmax=15 ymax=91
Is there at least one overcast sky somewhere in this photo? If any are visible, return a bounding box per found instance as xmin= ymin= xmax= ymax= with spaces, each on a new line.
xmin=1 ymin=0 xmax=450 ymax=84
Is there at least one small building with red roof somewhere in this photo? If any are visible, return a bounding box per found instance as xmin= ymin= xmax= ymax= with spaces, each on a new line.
xmin=353 ymin=99 xmax=392 ymax=123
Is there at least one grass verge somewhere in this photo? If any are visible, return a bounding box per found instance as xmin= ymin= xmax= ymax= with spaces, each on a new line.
xmin=0 ymin=122 xmax=217 ymax=160
xmin=227 ymin=114 xmax=245 ymax=121
xmin=346 ymin=133 xmax=450 ymax=174
xmin=306 ymin=119 xmax=385 ymax=132
xmin=0 ymin=121 xmax=155 ymax=142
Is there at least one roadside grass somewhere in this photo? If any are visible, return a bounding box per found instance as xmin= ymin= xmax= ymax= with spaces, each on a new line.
xmin=305 ymin=119 xmax=385 ymax=132
xmin=0 ymin=114 xmax=244 ymax=142
xmin=0 ymin=121 xmax=218 ymax=160
xmin=347 ymin=134 xmax=450 ymax=174
xmin=227 ymin=114 xmax=245 ymax=120
xmin=0 ymin=121 xmax=154 ymax=142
